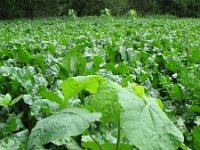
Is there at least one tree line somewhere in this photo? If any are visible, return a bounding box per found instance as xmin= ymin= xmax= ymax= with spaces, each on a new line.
xmin=0 ymin=0 xmax=200 ymax=19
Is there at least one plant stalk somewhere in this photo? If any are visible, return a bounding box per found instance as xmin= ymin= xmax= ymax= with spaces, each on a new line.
xmin=116 ymin=120 xmax=121 ymax=150
xmin=88 ymin=132 xmax=103 ymax=150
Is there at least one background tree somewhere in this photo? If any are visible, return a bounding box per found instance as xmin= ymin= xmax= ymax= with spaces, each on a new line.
xmin=128 ymin=0 xmax=161 ymax=15
xmin=0 ymin=0 xmax=199 ymax=19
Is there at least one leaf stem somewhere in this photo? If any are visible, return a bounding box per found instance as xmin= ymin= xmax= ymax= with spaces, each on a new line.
xmin=88 ymin=132 xmax=103 ymax=150
xmin=116 ymin=120 xmax=121 ymax=150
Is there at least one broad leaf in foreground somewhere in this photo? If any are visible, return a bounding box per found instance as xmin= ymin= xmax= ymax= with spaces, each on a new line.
xmin=28 ymin=107 xmax=101 ymax=150
xmin=118 ymin=89 xmax=184 ymax=150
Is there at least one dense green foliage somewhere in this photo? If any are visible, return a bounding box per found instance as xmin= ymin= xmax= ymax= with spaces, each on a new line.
xmin=0 ymin=17 xmax=200 ymax=149
xmin=0 ymin=0 xmax=200 ymax=19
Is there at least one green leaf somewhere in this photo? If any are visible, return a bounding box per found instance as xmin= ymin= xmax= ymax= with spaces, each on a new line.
xmin=180 ymin=143 xmax=191 ymax=150
xmin=53 ymin=137 xmax=83 ymax=150
xmin=61 ymin=50 xmax=86 ymax=76
xmin=0 ymin=93 xmax=12 ymax=109
xmin=9 ymin=95 xmax=23 ymax=106
xmin=31 ymin=99 xmax=60 ymax=118
xmin=65 ymin=138 xmax=83 ymax=150
xmin=193 ymin=125 xmax=200 ymax=150
xmin=11 ymin=48 xmax=33 ymax=63
xmin=189 ymin=106 xmax=200 ymax=113
xmin=0 ymin=94 xmax=23 ymax=109
xmin=116 ymin=63 xmax=129 ymax=76
xmin=82 ymin=142 xmax=133 ymax=150
xmin=155 ymin=99 xmax=164 ymax=110
xmin=4 ymin=114 xmax=17 ymax=133
xmin=132 ymin=84 xmax=145 ymax=97
xmin=102 ymin=143 xmax=134 ymax=150
xmin=92 ymin=56 xmax=105 ymax=72
xmin=81 ymin=142 xmax=99 ymax=150
xmin=118 ymin=89 xmax=184 ymax=150
xmin=28 ymin=107 xmax=101 ymax=150
xmin=38 ymin=89 xmax=64 ymax=108
xmin=0 ymin=130 xmax=29 ymax=150
xmin=194 ymin=116 xmax=200 ymax=125
xmin=62 ymin=52 xmax=79 ymax=76
xmin=0 ymin=114 xmax=18 ymax=138
xmin=91 ymin=82 xmax=122 ymax=123
xmin=61 ymin=75 xmax=106 ymax=100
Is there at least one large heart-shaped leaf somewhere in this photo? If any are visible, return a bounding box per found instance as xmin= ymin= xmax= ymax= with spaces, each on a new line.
xmin=28 ymin=107 xmax=101 ymax=149
xmin=118 ymin=89 xmax=184 ymax=150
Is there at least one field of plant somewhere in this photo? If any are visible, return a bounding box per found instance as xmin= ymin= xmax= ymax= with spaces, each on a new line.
xmin=0 ymin=17 xmax=200 ymax=150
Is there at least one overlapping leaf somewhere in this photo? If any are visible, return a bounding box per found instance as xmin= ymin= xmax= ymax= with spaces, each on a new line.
xmin=28 ymin=107 xmax=101 ymax=149
xmin=118 ymin=89 xmax=184 ymax=150
xmin=61 ymin=75 xmax=106 ymax=100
